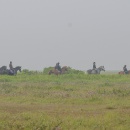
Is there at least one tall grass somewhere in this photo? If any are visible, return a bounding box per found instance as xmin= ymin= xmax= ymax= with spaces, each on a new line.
xmin=0 ymin=73 xmax=130 ymax=130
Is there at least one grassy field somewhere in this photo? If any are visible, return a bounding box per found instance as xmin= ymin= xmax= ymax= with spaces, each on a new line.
xmin=0 ymin=72 xmax=130 ymax=130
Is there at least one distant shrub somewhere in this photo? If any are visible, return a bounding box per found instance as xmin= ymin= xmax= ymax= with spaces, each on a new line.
xmin=43 ymin=67 xmax=53 ymax=74
xmin=66 ymin=67 xmax=85 ymax=74
xmin=22 ymin=69 xmax=42 ymax=75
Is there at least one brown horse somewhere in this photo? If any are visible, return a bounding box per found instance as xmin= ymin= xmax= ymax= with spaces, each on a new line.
xmin=48 ymin=66 xmax=68 ymax=75
xmin=118 ymin=70 xmax=130 ymax=74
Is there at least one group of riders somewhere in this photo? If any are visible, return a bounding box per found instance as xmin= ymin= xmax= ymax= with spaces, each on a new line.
xmin=3 ymin=61 xmax=129 ymax=75
xmin=54 ymin=62 xmax=98 ymax=73
xmin=93 ymin=62 xmax=128 ymax=74
xmin=54 ymin=62 xmax=129 ymax=74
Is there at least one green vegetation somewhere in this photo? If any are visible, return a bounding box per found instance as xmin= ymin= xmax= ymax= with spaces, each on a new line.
xmin=0 ymin=71 xmax=130 ymax=130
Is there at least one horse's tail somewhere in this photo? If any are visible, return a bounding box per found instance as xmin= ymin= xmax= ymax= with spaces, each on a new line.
xmin=48 ymin=70 xmax=52 ymax=75
xmin=87 ymin=69 xmax=92 ymax=74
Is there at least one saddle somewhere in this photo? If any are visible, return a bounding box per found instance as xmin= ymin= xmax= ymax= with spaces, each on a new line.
xmin=9 ymin=69 xmax=14 ymax=74
xmin=91 ymin=69 xmax=97 ymax=73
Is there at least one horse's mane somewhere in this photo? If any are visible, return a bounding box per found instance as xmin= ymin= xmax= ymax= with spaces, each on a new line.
xmin=62 ymin=66 xmax=67 ymax=68
xmin=99 ymin=66 xmax=104 ymax=68
xmin=14 ymin=66 xmax=21 ymax=69
xmin=62 ymin=66 xmax=68 ymax=71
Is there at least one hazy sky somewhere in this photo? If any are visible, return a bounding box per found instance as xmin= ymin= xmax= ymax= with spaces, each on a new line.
xmin=0 ymin=0 xmax=130 ymax=71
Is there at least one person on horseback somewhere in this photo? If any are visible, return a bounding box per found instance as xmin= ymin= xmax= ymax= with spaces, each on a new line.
xmin=55 ymin=62 xmax=61 ymax=72
xmin=93 ymin=62 xmax=96 ymax=70
xmin=91 ymin=62 xmax=97 ymax=73
xmin=123 ymin=65 xmax=128 ymax=74
xmin=9 ymin=61 xmax=14 ymax=74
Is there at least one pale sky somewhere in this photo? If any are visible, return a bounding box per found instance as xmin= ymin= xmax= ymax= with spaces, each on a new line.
xmin=0 ymin=0 xmax=130 ymax=71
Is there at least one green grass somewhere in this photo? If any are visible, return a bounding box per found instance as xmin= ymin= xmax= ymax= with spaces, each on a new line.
xmin=0 ymin=73 xmax=130 ymax=130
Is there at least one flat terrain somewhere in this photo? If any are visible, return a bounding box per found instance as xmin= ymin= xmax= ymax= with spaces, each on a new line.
xmin=0 ymin=73 xmax=130 ymax=130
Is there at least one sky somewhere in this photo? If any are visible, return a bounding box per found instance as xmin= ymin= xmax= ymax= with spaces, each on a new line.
xmin=0 ymin=0 xmax=130 ymax=71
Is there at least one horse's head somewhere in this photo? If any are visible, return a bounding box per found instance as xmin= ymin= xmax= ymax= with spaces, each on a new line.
xmin=62 ymin=66 xmax=68 ymax=71
xmin=18 ymin=66 xmax=22 ymax=72
xmin=19 ymin=66 xmax=22 ymax=72
xmin=14 ymin=66 xmax=22 ymax=72
xmin=99 ymin=66 xmax=105 ymax=71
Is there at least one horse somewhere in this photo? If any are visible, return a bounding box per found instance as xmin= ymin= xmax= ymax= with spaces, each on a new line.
xmin=6 ymin=66 xmax=22 ymax=75
xmin=0 ymin=66 xmax=7 ymax=74
xmin=48 ymin=66 xmax=68 ymax=75
xmin=118 ymin=70 xmax=130 ymax=74
xmin=87 ymin=66 xmax=105 ymax=74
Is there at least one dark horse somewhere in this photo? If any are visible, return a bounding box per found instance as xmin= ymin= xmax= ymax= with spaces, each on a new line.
xmin=7 ymin=66 xmax=22 ymax=75
xmin=48 ymin=66 xmax=68 ymax=75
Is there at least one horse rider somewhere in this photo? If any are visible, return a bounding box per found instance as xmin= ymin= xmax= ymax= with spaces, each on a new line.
xmin=93 ymin=62 xmax=96 ymax=70
xmin=55 ymin=62 xmax=62 ymax=72
xmin=123 ymin=65 xmax=128 ymax=74
xmin=9 ymin=61 xmax=14 ymax=74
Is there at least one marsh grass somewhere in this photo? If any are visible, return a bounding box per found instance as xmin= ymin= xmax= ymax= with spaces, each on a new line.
xmin=0 ymin=73 xmax=130 ymax=129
